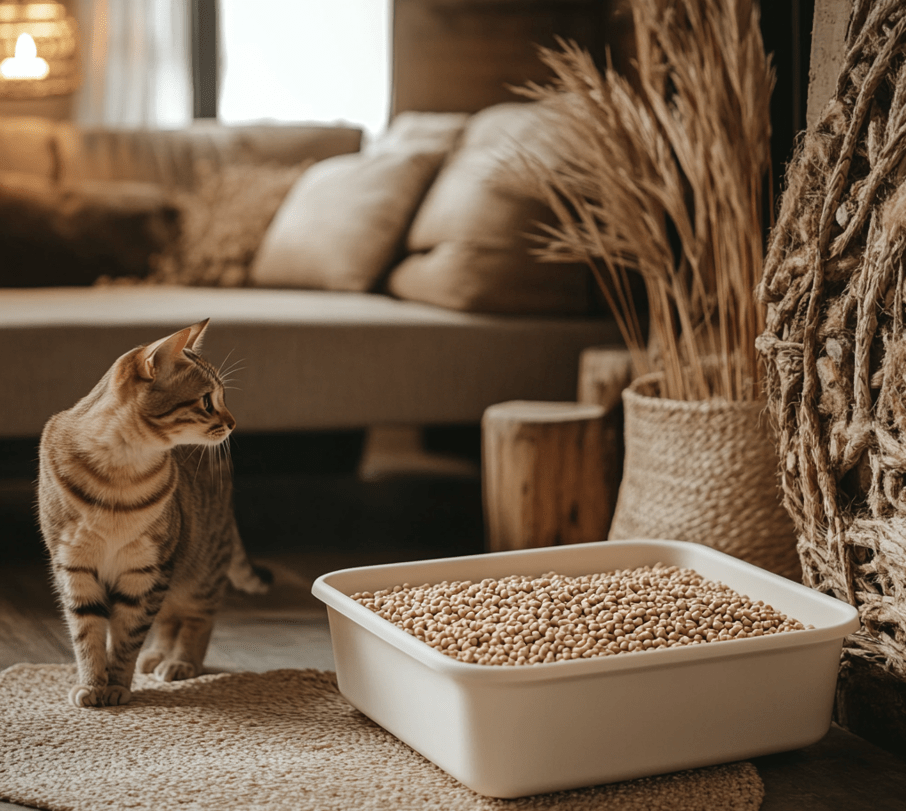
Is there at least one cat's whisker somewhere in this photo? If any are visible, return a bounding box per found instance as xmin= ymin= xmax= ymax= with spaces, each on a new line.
xmin=222 ymin=362 xmax=246 ymax=374
xmin=221 ymin=441 xmax=233 ymax=492
xmin=220 ymin=443 xmax=231 ymax=494
xmin=218 ymin=350 xmax=243 ymax=377
xmin=217 ymin=348 xmax=235 ymax=374
xmin=213 ymin=445 xmax=223 ymax=491
xmin=210 ymin=444 xmax=222 ymax=493
xmin=193 ymin=444 xmax=206 ymax=483
xmin=220 ymin=360 xmax=246 ymax=379
xmin=183 ymin=443 xmax=204 ymax=472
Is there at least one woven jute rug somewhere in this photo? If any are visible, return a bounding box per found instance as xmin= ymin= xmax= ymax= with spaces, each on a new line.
xmin=0 ymin=664 xmax=764 ymax=811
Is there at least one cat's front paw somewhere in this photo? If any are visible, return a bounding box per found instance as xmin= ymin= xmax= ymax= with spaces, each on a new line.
xmin=153 ymin=659 xmax=197 ymax=682
xmin=136 ymin=651 xmax=164 ymax=674
xmin=69 ymin=684 xmax=107 ymax=708
xmin=102 ymin=685 xmax=132 ymax=706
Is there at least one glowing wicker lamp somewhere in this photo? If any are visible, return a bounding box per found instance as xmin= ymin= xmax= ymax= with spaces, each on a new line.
xmin=0 ymin=1 xmax=80 ymax=98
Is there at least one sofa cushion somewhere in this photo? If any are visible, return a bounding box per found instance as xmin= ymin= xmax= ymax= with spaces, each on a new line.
xmin=0 ymin=172 xmax=179 ymax=287
xmin=249 ymin=113 xmax=467 ymax=293
xmin=0 ymin=286 xmax=622 ymax=437
xmin=386 ymin=102 xmax=592 ymax=315
xmin=54 ymin=121 xmax=363 ymax=190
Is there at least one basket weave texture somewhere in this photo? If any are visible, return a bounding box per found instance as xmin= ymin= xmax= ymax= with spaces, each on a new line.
xmin=757 ymin=2 xmax=906 ymax=677
xmin=608 ymin=374 xmax=801 ymax=581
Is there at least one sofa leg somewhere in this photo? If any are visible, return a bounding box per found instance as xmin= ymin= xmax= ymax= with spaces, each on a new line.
xmin=358 ymin=425 xmax=480 ymax=480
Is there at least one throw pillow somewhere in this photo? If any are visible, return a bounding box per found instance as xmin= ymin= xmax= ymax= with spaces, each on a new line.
xmin=385 ymin=102 xmax=593 ymax=316
xmin=249 ymin=146 xmax=447 ymax=292
xmin=387 ymin=241 xmax=593 ymax=316
xmin=146 ymin=160 xmax=308 ymax=287
xmin=0 ymin=172 xmax=179 ymax=288
xmin=370 ymin=111 xmax=469 ymax=154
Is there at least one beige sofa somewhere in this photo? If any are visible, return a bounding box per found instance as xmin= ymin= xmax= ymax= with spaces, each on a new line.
xmin=0 ymin=106 xmax=621 ymax=439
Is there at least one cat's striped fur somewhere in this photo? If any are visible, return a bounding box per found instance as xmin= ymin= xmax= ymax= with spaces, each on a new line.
xmin=38 ymin=320 xmax=268 ymax=708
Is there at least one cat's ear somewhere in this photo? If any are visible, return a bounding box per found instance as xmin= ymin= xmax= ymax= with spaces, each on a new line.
xmin=184 ymin=319 xmax=210 ymax=352
xmin=136 ymin=320 xmax=209 ymax=381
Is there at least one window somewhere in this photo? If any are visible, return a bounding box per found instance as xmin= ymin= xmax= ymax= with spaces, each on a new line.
xmin=216 ymin=0 xmax=391 ymax=137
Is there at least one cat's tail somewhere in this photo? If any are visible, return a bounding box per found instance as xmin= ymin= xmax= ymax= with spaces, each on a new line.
xmin=227 ymin=528 xmax=272 ymax=595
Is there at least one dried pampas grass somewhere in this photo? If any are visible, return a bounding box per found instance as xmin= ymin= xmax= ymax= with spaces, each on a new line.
xmin=516 ymin=0 xmax=774 ymax=402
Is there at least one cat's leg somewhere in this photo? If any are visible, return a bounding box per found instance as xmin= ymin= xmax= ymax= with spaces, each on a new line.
xmin=104 ymin=578 xmax=167 ymax=705
xmin=147 ymin=568 xmax=228 ymax=681
xmin=137 ymin=612 xmax=180 ymax=675
xmin=150 ymin=613 xmax=215 ymax=681
xmin=138 ymin=603 xmax=213 ymax=681
xmin=56 ymin=567 xmax=110 ymax=708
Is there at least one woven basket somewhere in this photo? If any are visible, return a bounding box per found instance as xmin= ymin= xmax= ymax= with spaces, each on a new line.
xmin=609 ymin=374 xmax=801 ymax=580
xmin=757 ymin=4 xmax=906 ymax=677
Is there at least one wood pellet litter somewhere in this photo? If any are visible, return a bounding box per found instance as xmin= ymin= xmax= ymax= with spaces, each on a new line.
xmin=352 ymin=564 xmax=809 ymax=665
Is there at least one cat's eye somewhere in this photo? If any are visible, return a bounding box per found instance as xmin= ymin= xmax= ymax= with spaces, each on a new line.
xmin=202 ymin=393 xmax=214 ymax=414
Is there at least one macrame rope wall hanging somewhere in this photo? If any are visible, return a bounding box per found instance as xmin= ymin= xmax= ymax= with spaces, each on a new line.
xmin=758 ymin=0 xmax=906 ymax=679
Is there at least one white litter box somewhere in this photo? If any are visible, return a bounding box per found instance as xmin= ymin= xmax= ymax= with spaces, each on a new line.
xmin=311 ymin=539 xmax=860 ymax=798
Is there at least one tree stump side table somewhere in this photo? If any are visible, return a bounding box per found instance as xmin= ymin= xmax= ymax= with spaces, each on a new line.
xmin=481 ymin=400 xmax=612 ymax=552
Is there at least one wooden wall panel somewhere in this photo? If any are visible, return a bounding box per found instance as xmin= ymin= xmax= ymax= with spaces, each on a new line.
xmin=391 ymin=0 xmax=626 ymax=115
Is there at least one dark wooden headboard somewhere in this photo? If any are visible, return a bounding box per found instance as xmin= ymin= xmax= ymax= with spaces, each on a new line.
xmin=391 ymin=0 xmax=631 ymax=116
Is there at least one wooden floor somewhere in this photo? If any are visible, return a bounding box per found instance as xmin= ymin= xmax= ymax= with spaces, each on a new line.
xmin=3 ymin=448 xmax=906 ymax=810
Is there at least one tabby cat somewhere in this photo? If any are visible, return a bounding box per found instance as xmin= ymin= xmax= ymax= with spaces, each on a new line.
xmin=38 ymin=320 xmax=268 ymax=708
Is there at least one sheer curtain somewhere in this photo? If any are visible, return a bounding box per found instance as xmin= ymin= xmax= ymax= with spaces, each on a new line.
xmin=217 ymin=0 xmax=391 ymax=138
xmin=75 ymin=0 xmax=192 ymax=128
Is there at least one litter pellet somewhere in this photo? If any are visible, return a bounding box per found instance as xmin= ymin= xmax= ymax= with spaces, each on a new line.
xmin=351 ymin=564 xmax=809 ymax=666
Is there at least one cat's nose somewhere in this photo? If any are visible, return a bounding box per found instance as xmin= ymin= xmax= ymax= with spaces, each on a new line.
xmin=222 ymin=408 xmax=236 ymax=432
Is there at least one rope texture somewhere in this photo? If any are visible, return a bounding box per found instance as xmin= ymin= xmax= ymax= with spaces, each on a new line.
xmin=757 ymin=0 xmax=906 ymax=677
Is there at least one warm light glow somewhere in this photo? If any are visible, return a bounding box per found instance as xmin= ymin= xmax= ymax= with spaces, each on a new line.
xmin=0 ymin=33 xmax=50 ymax=80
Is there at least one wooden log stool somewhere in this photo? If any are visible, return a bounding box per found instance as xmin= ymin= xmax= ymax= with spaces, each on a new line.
xmin=482 ymin=400 xmax=612 ymax=552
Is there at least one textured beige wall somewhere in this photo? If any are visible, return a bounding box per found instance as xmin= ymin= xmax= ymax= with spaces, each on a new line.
xmin=807 ymin=0 xmax=853 ymax=127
